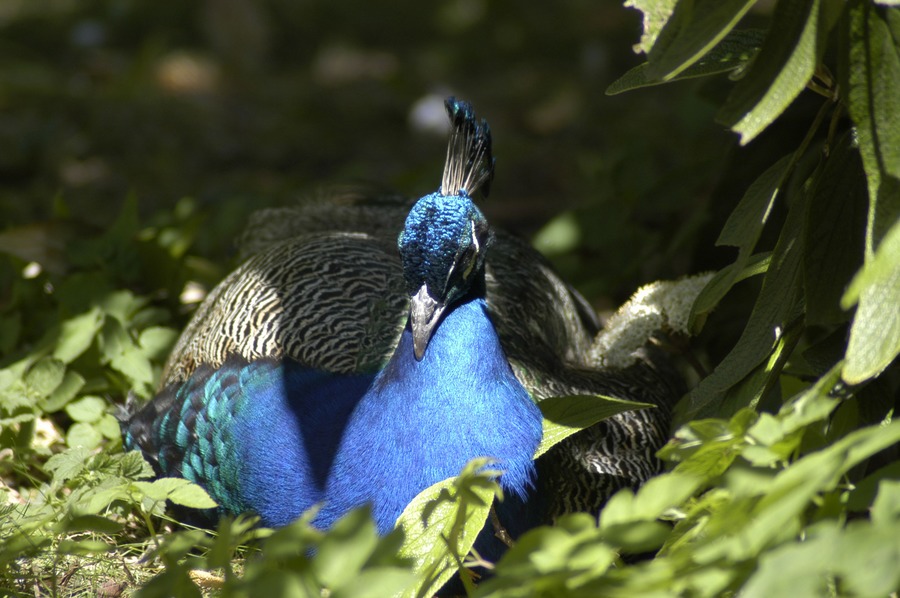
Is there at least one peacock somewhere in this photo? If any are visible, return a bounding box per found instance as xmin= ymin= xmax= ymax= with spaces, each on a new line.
xmin=121 ymin=98 xmax=681 ymax=554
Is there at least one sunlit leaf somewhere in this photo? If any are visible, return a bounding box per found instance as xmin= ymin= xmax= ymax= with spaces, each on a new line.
xmin=845 ymin=0 xmax=900 ymax=259
xmin=396 ymin=459 xmax=499 ymax=598
xmin=24 ymin=357 xmax=65 ymax=397
xmin=64 ymin=395 xmax=107 ymax=423
xmin=66 ymin=422 xmax=103 ymax=449
xmin=625 ymin=0 xmax=679 ymax=54
xmin=53 ymin=308 xmax=103 ymax=364
xmin=133 ymin=478 xmax=218 ymax=509
xmin=841 ymin=218 xmax=900 ymax=384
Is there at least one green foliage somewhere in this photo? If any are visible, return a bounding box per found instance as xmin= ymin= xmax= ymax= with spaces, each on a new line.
xmin=135 ymin=510 xmax=415 ymax=598
xmin=396 ymin=459 xmax=501 ymax=597
xmin=2 ymin=0 xmax=899 ymax=596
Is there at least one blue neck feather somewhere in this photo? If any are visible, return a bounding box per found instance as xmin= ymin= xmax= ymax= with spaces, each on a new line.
xmin=227 ymin=295 xmax=542 ymax=533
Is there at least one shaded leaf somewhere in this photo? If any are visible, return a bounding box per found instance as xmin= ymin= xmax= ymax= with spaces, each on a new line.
xmin=536 ymin=394 xmax=650 ymax=459
xmin=607 ymin=28 xmax=764 ymax=94
xmin=684 ymin=184 xmax=807 ymax=418
xmin=803 ymin=132 xmax=868 ymax=326
xmin=689 ymin=153 xmax=791 ymax=329
xmin=646 ymin=0 xmax=758 ymax=80
xmin=37 ymin=370 xmax=86 ymax=412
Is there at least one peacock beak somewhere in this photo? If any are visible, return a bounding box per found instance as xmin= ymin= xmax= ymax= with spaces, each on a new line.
xmin=410 ymin=284 xmax=446 ymax=360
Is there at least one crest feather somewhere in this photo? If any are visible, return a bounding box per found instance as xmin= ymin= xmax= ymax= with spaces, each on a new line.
xmin=440 ymin=97 xmax=495 ymax=198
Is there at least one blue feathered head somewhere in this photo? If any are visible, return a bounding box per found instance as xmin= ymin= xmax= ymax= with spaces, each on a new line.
xmin=398 ymin=98 xmax=496 ymax=359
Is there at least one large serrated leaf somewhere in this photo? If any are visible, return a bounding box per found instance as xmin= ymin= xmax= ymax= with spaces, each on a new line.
xmin=133 ymin=478 xmax=218 ymax=509
xmin=44 ymin=447 xmax=93 ymax=485
xmin=646 ymin=0 xmax=758 ymax=80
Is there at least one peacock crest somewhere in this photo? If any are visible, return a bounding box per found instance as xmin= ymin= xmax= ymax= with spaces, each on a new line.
xmin=440 ymin=97 xmax=495 ymax=199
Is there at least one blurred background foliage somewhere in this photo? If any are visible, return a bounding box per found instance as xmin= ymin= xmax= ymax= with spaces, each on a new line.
xmin=0 ymin=0 xmax=780 ymax=301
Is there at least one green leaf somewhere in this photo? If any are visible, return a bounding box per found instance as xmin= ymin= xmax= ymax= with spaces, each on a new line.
xmin=600 ymin=473 xmax=702 ymax=526
xmin=24 ymin=357 xmax=65 ymax=397
xmin=139 ymin=326 xmax=179 ymax=360
xmin=717 ymin=156 xmax=791 ymax=250
xmin=717 ymin=0 xmax=831 ymax=144
xmin=847 ymin=461 xmax=900 ymax=511
xmin=684 ymin=181 xmax=807 ymax=418
xmin=133 ymin=478 xmax=218 ymax=509
xmin=646 ymin=0 xmax=758 ymax=80
xmin=845 ymin=0 xmax=900 ymax=259
xmin=53 ymin=308 xmax=103 ymax=364
xmin=63 ymin=514 xmax=124 ymax=534
xmin=44 ymin=447 xmax=93 ymax=484
xmin=314 ymin=507 xmax=380 ymax=587
xmin=331 ymin=569 xmax=417 ymax=598
xmin=625 ymin=0 xmax=679 ymax=54
xmin=741 ymin=523 xmax=841 ymax=598
xmin=96 ymin=412 xmax=122 ymax=439
xmin=478 ymin=514 xmax=616 ymax=597
xmin=37 ymin=370 xmax=86 ymax=412
xmin=689 ymin=153 xmax=791 ymax=329
xmin=607 ymin=28 xmax=765 ymax=94
xmin=841 ymin=218 xmax=900 ymax=384
xmin=536 ymin=394 xmax=651 ymax=460
xmin=99 ymin=289 xmax=148 ymax=323
xmin=700 ymin=420 xmax=900 ymax=563
xmin=803 ymin=132 xmax=868 ymax=326
xmin=64 ymin=395 xmax=107 ymax=423
xmin=396 ymin=459 xmax=499 ymax=598
xmin=313 ymin=508 xmax=416 ymax=598
xmin=111 ymin=345 xmax=155 ymax=385
xmin=66 ymin=421 xmax=103 ymax=449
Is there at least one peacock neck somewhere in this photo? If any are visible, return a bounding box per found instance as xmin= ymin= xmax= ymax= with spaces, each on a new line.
xmin=337 ymin=290 xmax=543 ymax=532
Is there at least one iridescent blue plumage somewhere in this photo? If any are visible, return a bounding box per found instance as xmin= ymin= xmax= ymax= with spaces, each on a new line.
xmin=122 ymin=98 xmax=544 ymax=536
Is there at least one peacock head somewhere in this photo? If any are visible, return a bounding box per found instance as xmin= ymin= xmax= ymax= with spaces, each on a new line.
xmin=398 ymin=98 xmax=496 ymax=360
